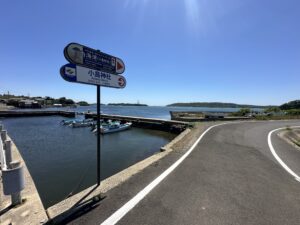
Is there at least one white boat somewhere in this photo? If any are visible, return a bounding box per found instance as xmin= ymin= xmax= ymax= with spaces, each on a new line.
xmin=60 ymin=119 xmax=82 ymax=125
xmin=72 ymin=121 xmax=95 ymax=128
xmin=91 ymin=121 xmax=110 ymax=133
xmin=100 ymin=122 xmax=132 ymax=134
xmin=71 ymin=119 xmax=95 ymax=128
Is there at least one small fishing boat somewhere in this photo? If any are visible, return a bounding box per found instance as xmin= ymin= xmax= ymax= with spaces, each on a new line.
xmin=91 ymin=120 xmax=110 ymax=132
xmin=100 ymin=122 xmax=132 ymax=134
xmin=60 ymin=119 xmax=82 ymax=125
xmin=71 ymin=119 xmax=95 ymax=128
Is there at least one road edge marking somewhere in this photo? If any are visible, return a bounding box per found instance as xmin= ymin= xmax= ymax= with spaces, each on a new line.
xmin=100 ymin=122 xmax=231 ymax=225
xmin=267 ymin=126 xmax=300 ymax=183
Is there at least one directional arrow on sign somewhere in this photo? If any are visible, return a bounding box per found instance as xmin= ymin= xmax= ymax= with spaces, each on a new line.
xmin=118 ymin=77 xmax=126 ymax=87
xmin=116 ymin=58 xmax=125 ymax=74
xmin=60 ymin=64 xmax=126 ymax=88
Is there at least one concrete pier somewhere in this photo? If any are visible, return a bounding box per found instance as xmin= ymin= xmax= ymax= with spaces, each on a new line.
xmin=85 ymin=113 xmax=190 ymax=133
xmin=0 ymin=110 xmax=75 ymax=118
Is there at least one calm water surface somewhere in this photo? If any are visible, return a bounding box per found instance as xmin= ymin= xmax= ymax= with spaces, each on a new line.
xmin=80 ymin=105 xmax=263 ymax=119
xmin=1 ymin=115 xmax=175 ymax=208
xmin=19 ymin=105 xmax=262 ymax=119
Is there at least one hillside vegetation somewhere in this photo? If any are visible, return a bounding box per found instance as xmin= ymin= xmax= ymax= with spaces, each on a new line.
xmin=280 ymin=100 xmax=300 ymax=110
xmin=167 ymin=102 xmax=271 ymax=108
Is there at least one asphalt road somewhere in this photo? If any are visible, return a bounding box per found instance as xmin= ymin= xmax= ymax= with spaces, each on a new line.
xmin=68 ymin=121 xmax=300 ymax=225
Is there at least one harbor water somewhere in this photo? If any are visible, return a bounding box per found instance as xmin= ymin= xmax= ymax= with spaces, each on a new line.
xmin=0 ymin=105 xmax=261 ymax=208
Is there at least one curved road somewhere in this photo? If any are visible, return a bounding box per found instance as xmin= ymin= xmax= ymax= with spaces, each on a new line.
xmin=69 ymin=121 xmax=300 ymax=225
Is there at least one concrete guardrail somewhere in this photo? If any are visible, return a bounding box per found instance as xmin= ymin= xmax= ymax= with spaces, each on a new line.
xmin=0 ymin=123 xmax=24 ymax=206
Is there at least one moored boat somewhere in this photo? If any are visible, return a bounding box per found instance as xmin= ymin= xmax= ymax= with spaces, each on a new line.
xmin=60 ymin=118 xmax=82 ymax=125
xmin=91 ymin=120 xmax=111 ymax=132
xmin=71 ymin=119 xmax=95 ymax=128
xmin=61 ymin=118 xmax=95 ymax=127
xmin=100 ymin=122 xmax=132 ymax=134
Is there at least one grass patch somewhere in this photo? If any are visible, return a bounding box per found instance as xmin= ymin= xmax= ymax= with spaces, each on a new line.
xmin=188 ymin=122 xmax=196 ymax=128
xmin=254 ymin=115 xmax=300 ymax=120
xmin=293 ymin=140 xmax=300 ymax=147
xmin=286 ymin=126 xmax=292 ymax=131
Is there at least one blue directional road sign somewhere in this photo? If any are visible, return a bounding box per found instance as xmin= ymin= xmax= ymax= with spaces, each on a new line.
xmin=60 ymin=64 xmax=126 ymax=88
xmin=64 ymin=43 xmax=125 ymax=74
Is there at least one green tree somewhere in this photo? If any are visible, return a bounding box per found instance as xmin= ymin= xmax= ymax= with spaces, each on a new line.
xmin=264 ymin=107 xmax=281 ymax=113
xmin=231 ymin=108 xmax=251 ymax=116
xmin=65 ymin=99 xmax=75 ymax=105
xmin=77 ymin=101 xmax=89 ymax=106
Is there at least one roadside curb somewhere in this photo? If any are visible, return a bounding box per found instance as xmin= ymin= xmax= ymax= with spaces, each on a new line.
xmin=277 ymin=129 xmax=300 ymax=151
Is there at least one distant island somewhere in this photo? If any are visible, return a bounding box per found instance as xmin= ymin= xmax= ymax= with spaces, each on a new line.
xmin=167 ymin=102 xmax=274 ymax=108
xmin=108 ymin=103 xmax=148 ymax=107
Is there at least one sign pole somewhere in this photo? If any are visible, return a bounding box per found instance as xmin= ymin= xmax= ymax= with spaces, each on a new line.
xmin=97 ymin=85 xmax=101 ymax=186
xmin=61 ymin=42 xmax=126 ymax=188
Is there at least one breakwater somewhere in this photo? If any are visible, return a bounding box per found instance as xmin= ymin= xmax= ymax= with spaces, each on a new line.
xmin=0 ymin=110 xmax=75 ymax=118
xmin=85 ymin=113 xmax=190 ymax=133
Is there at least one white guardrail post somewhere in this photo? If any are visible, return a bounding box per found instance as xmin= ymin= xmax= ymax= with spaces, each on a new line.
xmin=0 ymin=128 xmax=7 ymax=170
xmin=4 ymin=140 xmax=12 ymax=169
xmin=1 ymin=129 xmax=7 ymax=143
xmin=0 ymin=124 xmax=25 ymax=206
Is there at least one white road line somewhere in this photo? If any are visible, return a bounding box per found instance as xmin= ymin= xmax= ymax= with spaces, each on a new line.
xmin=101 ymin=122 xmax=230 ymax=225
xmin=268 ymin=126 xmax=300 ymax=182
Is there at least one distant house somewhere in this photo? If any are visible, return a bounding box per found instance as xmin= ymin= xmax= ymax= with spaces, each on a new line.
xmin=34 ymin=97 xmax=45 ymax=105
xmin=7 ymin=98 xmax=23 ymax=107
xmin=53 ymin=103 xmax=63 ymax=107
xmin=19 ymin=99 xmax=41 ymax=108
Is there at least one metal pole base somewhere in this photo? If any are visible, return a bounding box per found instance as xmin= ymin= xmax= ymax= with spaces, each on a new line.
xmin=11 ymin=192 xmax=22 ymax=206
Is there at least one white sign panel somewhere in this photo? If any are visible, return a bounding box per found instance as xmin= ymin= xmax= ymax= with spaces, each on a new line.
xmin=60 ymin=64 xmax=126 ymax=88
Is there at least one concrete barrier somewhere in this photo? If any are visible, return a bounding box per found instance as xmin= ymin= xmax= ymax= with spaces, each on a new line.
xmin=4 ymin=140 xmax=12 ymax=168
xmin=0 ymin=131 xmax=48 ymax=224
xmin=1 ymin=127 xmax=24 ymax=207
xmin=0 ymin=140 xmax=4 ymax=168
xmin=2 ymin=161 xmax=25 ymax=206
xmin=1 ymin=129 xmax=7 ymax=142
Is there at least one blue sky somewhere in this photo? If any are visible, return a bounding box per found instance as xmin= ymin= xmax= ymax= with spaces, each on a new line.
xmin=0 ymin=0 xmax=299 ymax=106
